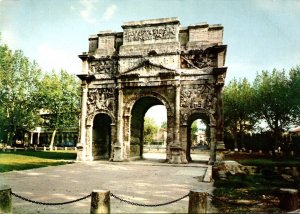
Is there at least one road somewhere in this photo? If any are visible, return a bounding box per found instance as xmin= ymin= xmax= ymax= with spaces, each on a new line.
xmin=1 ymin=152 xmax=216 ymax=213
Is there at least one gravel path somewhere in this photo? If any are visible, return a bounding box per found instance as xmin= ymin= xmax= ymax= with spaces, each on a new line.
xmin=1 ymin=153 xmax=216 ymax=213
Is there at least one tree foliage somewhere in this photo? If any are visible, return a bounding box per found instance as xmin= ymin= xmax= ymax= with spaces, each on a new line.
xmin=253 ymin=68 xmax=300 ymax=148
xmin=0 ymin=45 xmax=42 ymax=145
xmin=224 ymin=67 xmax=300 ymax=151
xmin=0 ymin=41 xmax=80 ymax=147
xmin=143 ymin=117 xmax=158 ymax=143
xmin=38 ymin=70 xmax=80 ymax=149
xmin=223 ymin=78 xmax=255 ymax=149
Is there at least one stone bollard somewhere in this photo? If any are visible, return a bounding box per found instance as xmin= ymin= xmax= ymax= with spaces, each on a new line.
xmin=14 ymin=147 xmax=16 ymax=152
xmin=90 ymin=190 xmax=110 ymax=214
xmin=0 ymin=186 xmax=12 ymax=213
xmin=279 ymin=188 xmax=299 ymax=211
xmin=55 ymin=146 xmax=57 ymax=151
xmin=65 ymin=147 xmax=67 ymax=151
xmin=188 ymin=190 xmax=207 ymax=214
xmin=43 ymin=146 xmax=46 ymax=151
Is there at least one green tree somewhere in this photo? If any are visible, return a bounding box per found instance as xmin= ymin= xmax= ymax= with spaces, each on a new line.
xmin=143 ymin=117 xmax=158 ymax=144
xmin=253 ymin=69 xmax=298 ymax=149
xmin=0 ymin=45 xmax=42 ymax=145
xmin=191 ymin=121 xmax=198 ymax=145
xmin=38 ymin=70 xmax=80 ymax=150
xmin=289 ymin=66 xmax=300 ymax=123
xmin=223 ymin=78 xmax=255 ymax=150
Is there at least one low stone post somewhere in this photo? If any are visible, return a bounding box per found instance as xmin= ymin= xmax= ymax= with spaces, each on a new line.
xmin=90 ymin=190 xmax=110 ymax=214
xmin=279 ymin=188 xmax=299 ymax=211
xmin=43 ymin=146 xmax=46 ymax=151
xmin=0 ymin=186 xmax=12 ymax=213
xmin=188 ymin=190 xmax=207 ymax=214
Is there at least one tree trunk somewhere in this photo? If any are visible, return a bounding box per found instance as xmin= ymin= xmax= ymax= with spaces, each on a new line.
xmin=274 ymin=119 xmax=279 ymax=151
xmin=240 ymin=121 xmax=245 ymax=150
xmin=49 ymin=129 xmax=57 ymax=151
xmin=233 ymin=121 xmax=238 ymax=151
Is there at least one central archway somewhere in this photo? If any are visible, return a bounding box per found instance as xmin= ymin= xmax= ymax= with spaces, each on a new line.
xmin=130 ymin=96 xmax=167 ymax=160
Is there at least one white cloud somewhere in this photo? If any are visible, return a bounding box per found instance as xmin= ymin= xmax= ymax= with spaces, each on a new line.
xmin=102 ymin=4 xmax=118 ymax=21
xmin=37 ymin=43 xmax=81 ymax=74
xmin=79 ymin=0 xmax=98 ymax=23
xmin=1 ymin=30 xmax=15 ymax=47
xmin=71 ymin=1 xmax=118 ymax=24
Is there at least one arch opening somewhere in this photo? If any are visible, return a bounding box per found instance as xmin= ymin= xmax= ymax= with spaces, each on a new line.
xmin=93 ymin=113 xmax=112 ymax=160
xmin=130 ymin=96 xmax=167 ymax=160
xmin=186 ymin=113 xmax=210 ymax=162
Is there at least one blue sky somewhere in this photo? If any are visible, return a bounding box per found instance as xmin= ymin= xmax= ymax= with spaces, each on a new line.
xmin=1 ymin=0 xmax=300 ymax=83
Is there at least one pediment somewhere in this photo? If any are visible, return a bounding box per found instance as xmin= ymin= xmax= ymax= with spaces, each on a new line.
xmin=119 ymin=60 xmax=178 ymax=77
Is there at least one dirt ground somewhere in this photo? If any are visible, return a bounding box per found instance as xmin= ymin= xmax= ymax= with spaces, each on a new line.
xmin=0 ymin=152 xmax=216 ymax=213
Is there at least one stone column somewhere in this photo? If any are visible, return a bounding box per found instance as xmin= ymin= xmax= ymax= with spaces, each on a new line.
xmin=216 ymin=86 xmax=225 ymax=149
xmin=114 ymin=87 xmax=124 ymax=161
xmin=30 ymin=132 xmax=33 ymax=145
xmin=208 ymin=125 xmax=217 ymax=165
xmin=37 ymin=132 xmax=40 ymax=146
xmin=86 ymin=125 xmax=93 ymax=161
xmin=110 ymin=123 xmax=116 ymax=161
xmin=77 ymin=82 xmax=88 ymax=161
xmin=174 ymin=84 xmax=181 ymax=145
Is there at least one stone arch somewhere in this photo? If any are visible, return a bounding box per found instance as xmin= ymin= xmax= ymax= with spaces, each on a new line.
xmin=181 ymin=108 xmax=216 ymax=162
xmin=86 ymin=110 xmax=116 ymax=127
xmin=85 ymin=110 xmax=116 ymax=161
xmin=123 ymin=92 xmax=172 ymax=161
xmin=77 ymin=18 xmax=227 ymax=164
xmin=125 ymin=91 xmax=173 ymax=118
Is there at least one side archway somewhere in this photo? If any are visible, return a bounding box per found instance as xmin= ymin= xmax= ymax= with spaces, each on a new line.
xmin=92 ymin=113 xmax=113 ymax=160
xmin=182 ymin=108 xmax=215 ymax=162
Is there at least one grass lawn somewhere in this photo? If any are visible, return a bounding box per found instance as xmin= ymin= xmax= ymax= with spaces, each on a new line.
xmin=0 ymin=150 xmax=77 ymax=173
xmin=212 ymin=152 xmax=300 ymax=213
xmin=225 ymin=152 xmax=300 ymax=167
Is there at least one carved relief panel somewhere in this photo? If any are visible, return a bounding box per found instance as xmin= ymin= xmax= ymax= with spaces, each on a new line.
xmin=180 ymin=50 xmax=217 ymax=69
xmin=124 ymin=25 xmax=176 ymax=43
xmin=89 ymin=60 xmax=117 ymax=77
xmin=180 ymin=84 xmax=217 ymax=125
xmin=87 ymin=88 xmax=115 ymax=114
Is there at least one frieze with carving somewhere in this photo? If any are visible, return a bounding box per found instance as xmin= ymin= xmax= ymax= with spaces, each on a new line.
xmin=124 ymin=25 xmax=176 ymax=42
xmin=87 ymin=88 xmax=115 ymax=114
xmin=89 ymin=60 xmax=117 ymax=76
xmin=181 ymin=51 xmax=217 ymax=69
xmin=180 ymin=85 xmax=217 ymax=124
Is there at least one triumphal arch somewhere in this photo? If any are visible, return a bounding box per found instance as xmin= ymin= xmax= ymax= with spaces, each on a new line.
xmin=77 ymin=17 xmax=227 ymax=164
